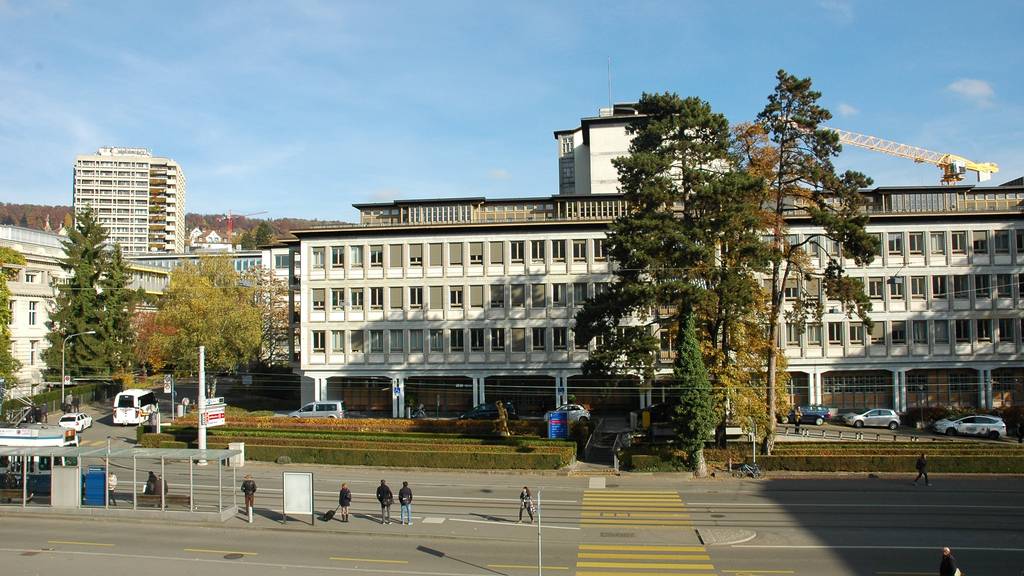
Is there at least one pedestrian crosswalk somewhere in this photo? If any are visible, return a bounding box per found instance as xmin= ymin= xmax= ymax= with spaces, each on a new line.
xmin=574 ymin=543 xmax=717 ymax=576
xmin=579 ymin=489 xmax=691 ymax=528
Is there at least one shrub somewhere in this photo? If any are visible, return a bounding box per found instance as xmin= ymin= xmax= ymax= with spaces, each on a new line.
xmin=172 ymin=414 xmax=546 ymax=436
xmin=217 ymin=443 xmax=569 ymax=469
xmin=761 ymin=454 xmax=1024 ymax=473
xmin=139 ymin=433 xmax=177 ymax=448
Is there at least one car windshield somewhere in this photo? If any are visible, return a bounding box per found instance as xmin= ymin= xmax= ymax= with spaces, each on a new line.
xmin=116 ymin=395 xmax=135 ymax=408
xmin=59 ymin=416 xmax=75 ymax=422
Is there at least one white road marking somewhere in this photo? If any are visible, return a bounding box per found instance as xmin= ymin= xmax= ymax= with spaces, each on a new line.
xmin=447 ymin=518 xmax=580 ymax=530
xmin=735 ymin=545 xmax=1024 ymax=552
xmin=422 ymin=517 xmax=445 ymax=524
xmin=690 ymin=502 xmax=1024 ymax=510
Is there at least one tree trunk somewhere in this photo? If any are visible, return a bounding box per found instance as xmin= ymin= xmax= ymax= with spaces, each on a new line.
xmin=693 ymin=448 xmax=708 ymax=478
xmin=762 ymin=340 xmax=777 ymax=455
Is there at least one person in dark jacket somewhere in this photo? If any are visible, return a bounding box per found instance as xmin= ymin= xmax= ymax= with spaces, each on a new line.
xmin=1017 ymin=421 xmax=1024 ymax=444
xmin=518 ymin=486 xmax=535 ymax=523
xmin=338 ymin=482 xmax=352 ymax=522
xmin=913 ymin=453 xmax=931 ymax=486
xmin=241 ymin=474 xmax=257 ymax=517
xmin=376 ymin=480 xmax=393 ymax=525
xmin=398 ymin=481 xmax=413 ymax=525
xmin=144 ymin=471 xmax=158 ymax=495
xmin=939 ymin=546 xmax=958 ymax=576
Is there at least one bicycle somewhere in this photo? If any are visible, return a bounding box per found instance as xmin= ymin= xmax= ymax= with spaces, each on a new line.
xmin=731 ymin=462 xmax=762 ymax=479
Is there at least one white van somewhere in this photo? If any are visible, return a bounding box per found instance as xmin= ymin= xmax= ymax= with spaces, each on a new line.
xmin=112 ymin=389 xmax=159 ymax=425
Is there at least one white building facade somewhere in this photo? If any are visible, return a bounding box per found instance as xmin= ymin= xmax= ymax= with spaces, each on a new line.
xmin=73 ymin=147 xmax=187 ymax=253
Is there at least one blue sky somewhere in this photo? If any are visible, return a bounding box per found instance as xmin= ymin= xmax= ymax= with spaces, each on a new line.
xmin=1 ymin=0 xmax=1021 ymax=221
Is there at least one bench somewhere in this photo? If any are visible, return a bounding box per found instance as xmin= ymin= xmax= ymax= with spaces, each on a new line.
xmin=0 ymin=488 xmax=33 ymax=504
xmin=136 ymin=492 xmax=192 ymax=508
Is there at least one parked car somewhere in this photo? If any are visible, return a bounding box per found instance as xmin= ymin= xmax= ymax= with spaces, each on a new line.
xmin=932 ymin=415 xmax=1006 ymax=439
xmin=544 ymin=404 xmax=591 ymax=424
xmin=785 ymin=405 xmax=837 ymax=426
xmin=288 ymin=401 xmax=346 ymax=419
xmin=842 ymin=408 xmax=900 ymax=430
xmin=57 ymin=412 xmax=93 ymax=432
xmin=458 ymin=401 xmax=518 ymax=420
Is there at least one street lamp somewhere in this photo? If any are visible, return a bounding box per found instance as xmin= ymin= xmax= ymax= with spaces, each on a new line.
xmin=61 ymin=330 xmax=96 ymax=410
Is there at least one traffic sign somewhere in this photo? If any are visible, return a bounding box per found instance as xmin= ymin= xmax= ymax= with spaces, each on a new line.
xmin=163 ymin=374 xmax=173 ymax=394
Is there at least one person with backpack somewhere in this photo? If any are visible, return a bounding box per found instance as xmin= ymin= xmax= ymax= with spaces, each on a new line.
xmin=376 ymin=479 xmax=393 ymax=524
xmin=398 ymin=481 xmax=413 ymax=525
xmin=241 ymin=474 xmax=257 ymax=523
xmin=913 ymin=453 xmax=931 ymax=486
xmin=338 ymin=482 xmax=352 ymax=522
xmin=518 ymin=486 xmax=535 ymax=523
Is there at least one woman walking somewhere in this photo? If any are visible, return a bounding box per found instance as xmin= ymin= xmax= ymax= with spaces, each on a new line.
xmin=518 ymin=486 xmax=535 ymax=524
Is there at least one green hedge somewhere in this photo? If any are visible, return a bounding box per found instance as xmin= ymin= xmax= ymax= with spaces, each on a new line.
xmin=206 ymin=435 xmax=573 ymax=456
xmin=762 ymin=454 xmax=1024 ymax=473
xmin=139 ymin=433 xmax=176 ymax=448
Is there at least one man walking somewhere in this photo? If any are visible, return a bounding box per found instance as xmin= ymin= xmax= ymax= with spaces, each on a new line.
xmin=338 ymin=482 xmax=352 ymax=522
xmin=1017 ymin=421 xmax=1023 ymax=444
xmin=107 ymin=472 xmax=118 ymax=506
xmin=376 ymin=480 xmax=393 ymax=525
xmin=241 ymin=474 xmax=257 ymax=523
xmin=794 ymin=407 xmax=803 ymax=434
xmin=398 ymin=481 xmax=413 ymax=525
xmin=913 ymin=453 xmax=931 ymax=486
xmin=518 ymin=486 xmax=535 ymax=523
xmin=939 ymin=546 xmax=959 ymax=576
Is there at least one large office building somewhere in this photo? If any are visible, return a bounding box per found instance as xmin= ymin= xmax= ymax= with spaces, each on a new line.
xmin=276 ymin=105 xmax=1024 ymax=417
xmin=73 ymin=147 xmax=187 ymax=253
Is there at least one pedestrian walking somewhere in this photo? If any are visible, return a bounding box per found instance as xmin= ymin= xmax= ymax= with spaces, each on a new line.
xmin=107 ymin=472 xmax=118 ymax=506
xmin=518 ymin=486 xmax=535 ymax=523
xmin=913 ymin=453 xmax=931 ymax=486
xmin=241 ymin=474 xmax=257 ymax=523
xmin=398 ymin=481 xmax=413 ymax=525
xmin=794 ymin=407 xmax=803 ymax=433
xmin=338 ymin=482 xmax=352 ymax=522
xmin=64 ymin=393 xmax=73 ymax=413
xmin=144 ymin=471 xmax=158 ymax=495
xmin=72 ymin=395 xmax=80 ymax=412
xmin=939 ymin=546 xmax=960 ymax=576
xmin=40 ymin=403 xmax=48 ymax=423
xmin=376 ymin=479 xmax=393 ymax=524
xmin=1017 ymin=421 xmax=1024 ymax=444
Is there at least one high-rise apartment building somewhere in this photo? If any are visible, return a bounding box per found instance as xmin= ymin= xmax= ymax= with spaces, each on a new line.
xmin=73 ymin=147 xmax=187 ymax=253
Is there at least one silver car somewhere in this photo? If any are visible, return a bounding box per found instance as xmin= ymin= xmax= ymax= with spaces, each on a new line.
xmin=289 ymin=401 xmax=345 ymax=419
xmin=933 ymin=415 xmax=1006 ymax=439
xmin=842 ymin=408 xmax=900 ymax=430
xmin=545 ymin=404 xmax=591 ymax=424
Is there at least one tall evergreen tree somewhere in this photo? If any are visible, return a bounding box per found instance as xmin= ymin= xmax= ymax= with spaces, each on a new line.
xmin=753 ymin=70 xmax=878 ymax=454
xmin=672 ymin=313 xmax=716 ymax=476
xmin=0 ymin=247 xmax=27 ymax=389
xmin=97 ymin=246 xmax=142 ymax=377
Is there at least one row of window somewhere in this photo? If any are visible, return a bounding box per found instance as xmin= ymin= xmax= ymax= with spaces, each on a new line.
xmin=310 ymin=282 xmax=609 ymax=312
xmin=310 ymin=326 xmax=577 ymax=354
xmin=869 ymin=229 xmax=1024 ymax=257
xmin=784 ymin=273 xmax=1024 ymax=301
xmin=302 ymin=239 xmax=608 ymax=270
xmin=7 ymin=300 xmax=40 ymax=326
xmin=785 ymin=318 xmax=1024 ymax=347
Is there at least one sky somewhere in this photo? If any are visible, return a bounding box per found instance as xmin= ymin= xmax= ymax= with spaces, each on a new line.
xmin=0 ymin=0 xmax=1022 ymax=221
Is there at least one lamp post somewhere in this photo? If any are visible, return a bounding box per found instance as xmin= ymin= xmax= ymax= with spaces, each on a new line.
xmin=61 ymin=330 xmax=96 ymax=410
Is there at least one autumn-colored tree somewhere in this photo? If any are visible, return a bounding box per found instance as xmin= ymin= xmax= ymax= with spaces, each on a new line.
xmin=242 ymin=265 xmax=290 ymax=367
xmin=0 ymin=247 xmax=27 ymax=390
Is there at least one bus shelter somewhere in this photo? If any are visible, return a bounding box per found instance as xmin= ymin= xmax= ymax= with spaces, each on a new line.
xmin=0 ymin=446 xmax=242 ymax=522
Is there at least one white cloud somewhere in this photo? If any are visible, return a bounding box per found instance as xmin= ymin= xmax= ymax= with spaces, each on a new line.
xmin=837 ymin=102 xmax=859 ymax=117
xmin=946 ymin=78 xmax=994 ymax=107
xmin=818 ymin=0 xmax=853 ymax=23
xmin=488 ymin=168 xmax=511 ymax=180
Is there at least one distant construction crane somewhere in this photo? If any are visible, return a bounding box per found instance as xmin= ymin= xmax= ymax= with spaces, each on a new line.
xmin=825 ymin=127 xmax=999 ymax=185
xmin=217 ymin=210 xmax=268 ymax=244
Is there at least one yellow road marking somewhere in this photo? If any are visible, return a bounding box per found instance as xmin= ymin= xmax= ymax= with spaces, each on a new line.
xmin=487 ymin=564 xmax=568 ymax=570
xmin=577 ymin=561 xmax=716 ymax=569
xmin=579 ymin=552 xmax=711 ymax=560
xmin=48 ymin=540 xmax=114 ymax=547
xmin=875 ymin=573 xmax=933 ymax=576
xmin=579 ymin=544 xmax=706 ymax=552
xmin=583 ymin=490 xmax=680 ymax=494
xmin=329 ymin=556 xmax=409 ymax=564
xmin=184 ymin=548 xmax=258 ymax=556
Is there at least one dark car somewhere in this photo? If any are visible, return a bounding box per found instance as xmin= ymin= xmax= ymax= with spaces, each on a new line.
xmin=786 ymin=405 xmax=837 ymax=426
xmin=458 ymin=401 xmax=519 ymax=420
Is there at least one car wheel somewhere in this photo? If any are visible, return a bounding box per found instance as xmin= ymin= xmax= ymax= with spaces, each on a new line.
xmin=853 ymin=420 xmax=864 ymax=429
xmin=814 ymin=417 xmax=824 ymax=426
xmin=988 ymin=430 xmax=1000 ymax=440
xmin=945 ymin=427 xmax=957 ymax=436
xmin=328 ymin=414 xmax=338 ymax=418
xmin=578 ymin=417 xmax=589 ymax=424
xmin=887 ymin=421 xmax=898 ymax=430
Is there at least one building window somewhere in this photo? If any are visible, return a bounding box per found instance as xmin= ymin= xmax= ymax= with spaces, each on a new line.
xmin=934 ymin=320 xmax=949 ymax=344
xmin=998 ymin=318 xmax=1015 ymax=342
xmin=976 ymin=319 xmax=992 ymax=342
xmin=784 ymin=279 xmax=800 ymax=300
xmin=311 ymin=289 xmax=325 ymax=311
xmin=891 ymin=321 xmax=906 ymax=345
xmin=828 ymin=322 xmax=843 ymax=345
xmin=849 ymin=324 xmax=865 ymax=345
xmin=553 ymin=327 xmax=568 ymax=350
xmin=350 ymin=331 xmax=364 ymax=352
xmin=312 ymin=330 xmax=326 ymax=352
xmin=932 ymin=275 xmax=948 ymax=299
xmin=511 ymin=241 xmax=525 ymax=263
xmin=551 ymin=283 xmax=566 ymax=307
xmin=410 ymin=286 xmax=423 ymax=308
xmin=389 ymin=329 xmax=404 ymax=353
xmin=511 ymin=284 xmax=526 ymax=308
xmin=868 ymin=277 xmax=884 ymax=299
xmin=531 ymin=284 xmax=546 ymax=308
xmin=311 ymin=247 xmax=325 ymax=269
xmin=389 ymin=244 xmax=403 ymax=268
xmin=530 ymin=240 xmax=544 ymax=263
xmin=954 ymin=319 xmax=971 ymax=343
xmin=912 ymin=320 xmax=928 ymax=344
xmin=974 ymin=275 xmax=991 ymax=299
xmin=409 ymin=330 xmax=424 ymax=352
xmin=972 ymin=230 xmax=988 ymax=254
xmin=489 ymin=241 xmax=504 ymax=265
xmin=350 ymin=246 xmax=364 ymax=267
xmin=551 ymin=240 xmax=566 ymax=262
xmin=511 ymin=328 xmax=526 ymax=352
xmin=429 ymin=329 xmax=444 ymax=352
xmin=469 ymin=285 xmax=484 ymax=308
xmin=370 ymin=245 xmax=384 ymax=267
xmin=389 ymin=287 xmax=403 ymax=309
xmin=870 ymin=321 xmax=885 ymax=344
xmin=274 ymin=254 xmax=290 ymax=269
xmin=908 ymin=232 xmax=924 ymax=254
xmin=490 ymin=328 xmax=505 ymax=351
xmin=409 ymin=244 xmax=423 ymax=266
xmin=429 ymin=286 xmax=443 ymax=310
xmin=449 ymin=329 xmax=464 ymax=352
xmin=887 ymin=232 xmax=903 ymax=256
xmin=331 ymin=246 xmax=344 ymax=267
xmin=929 ymin=231 xmax=946 ymax=255
xmin=450 ymin=286 xmax=464 ymax=308
xmin=490 ymin=284 xmax=505 ymax=308
xmin=1017 ymin=230 xmax=1024 ymax=256
xmin=996 ymin=274 xmax=1012 ymax=298
xmin=572 ymin=240 xmax=587 ymax=262
xmin=952 ymin=275 xmax=970 ymax=299
xmin=331 ymin=330 xmax=345 ymax=352
xmin=532 ymin=327 xmax=546 ymax=351
xmin=470 ymin=328 xmax=484 ymax=352
xmin=350 ymin=288 xmax=364 ymax=309
xmin=29 ymin=340 xmax=36 ymax=365
xmin=785 ymin=323 xmax=801 ymax=346
xmin=950 ymin=231 xmax=966 ymax=254
xmin=573 ymin=283 xmax=588 ymax=306
xmin=449 ymin=243 xmax=463 ymax=266
xmin=806 ymin=324 xmax=822 ymax=346
xmin=369 ymin=330 xmax=384 ymax=353
xmin=594 ymin=238 xmax=607 ymax=261
xmin=469 ymin=242 xmax=484 ymax=265
xmin=429 ymin=243 xmax=443 ymax=266
xmin=910 ymin=276 xmax=926 ymax=299
xmin=889 ymin=277 xmax=904 ymax=299
xmin=370 ymin=287 xmax=384 ymax=309
xmin=993 ymin=230 xmax=1010 ymax=254
xmin=331 ymin=288 xmax=344 ymax=309
xmin=28 ymin=301 xmax=38 ymax=325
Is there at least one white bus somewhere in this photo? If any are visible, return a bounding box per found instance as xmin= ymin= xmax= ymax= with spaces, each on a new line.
xmin=112 ymin=389 xmax=159 ymax=425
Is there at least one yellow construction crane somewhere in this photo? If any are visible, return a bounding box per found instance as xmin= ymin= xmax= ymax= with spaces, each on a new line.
xmin=824 ymin=127 xmax=999 ymax=185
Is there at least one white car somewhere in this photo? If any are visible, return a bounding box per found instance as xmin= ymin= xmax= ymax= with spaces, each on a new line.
xmin=58 ymin=412 xmax=93 ymax=432
xmin=842 ymin=408 xmax=901 ymax=430
xmin=545 ymin=404 xmax=591 ymax=424
xmin=932 ymin=415 xmax=1006 ymax=439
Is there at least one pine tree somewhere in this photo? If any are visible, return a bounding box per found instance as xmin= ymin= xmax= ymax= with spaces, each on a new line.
xmin=98 ymin=246 xmax=142 ymax=377
xmin=0 ymin=247 xmax=27 ymax=389
xmin=672 ymin=313 xmax=716 ymax=476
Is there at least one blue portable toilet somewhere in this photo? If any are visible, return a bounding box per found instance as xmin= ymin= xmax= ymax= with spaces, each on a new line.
xmin=83 ymin=465 xmax=106 ymax=506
